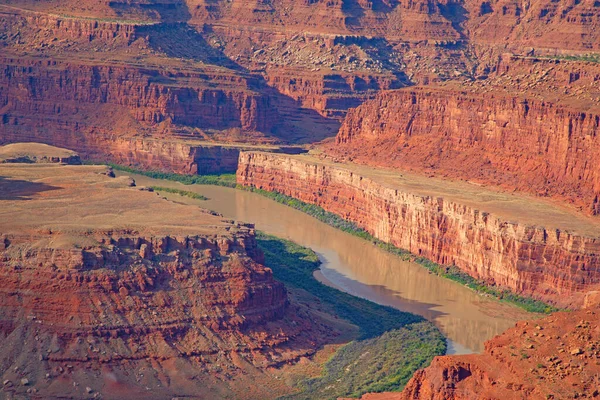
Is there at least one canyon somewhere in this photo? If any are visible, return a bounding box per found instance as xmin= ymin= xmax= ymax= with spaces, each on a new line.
xmin=237 ymin=151 xmax=600 ymax=309
xmin=0 ymin=144 xmax=445 ymax=399
xmin=1 ymin=0 xmax=600 ymax=398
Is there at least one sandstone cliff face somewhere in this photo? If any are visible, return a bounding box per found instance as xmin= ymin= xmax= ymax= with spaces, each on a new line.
xmin=237 ymin=152 xmax=600 ymax=308
xmin=0 ymin=7 xmax=341 ymax=149
xmin=264 ymin=68 xmax=406 ymax=118
xmin=332 ymin=87 xmax=600 ymax=215
xmin=465 ymin=0 xmax=600 ymax=52
xmin=191 ymin=0 xmax=600 ymax=52
xmin=0 ymin=229 xmax=315 ymax=398
xmin=189 ymin=0 xmax=462 ymax=41
xmin=0 ymin=56 xmax=275 ymax=132
xmin=21 ymin=12 xmax=140 ymax=42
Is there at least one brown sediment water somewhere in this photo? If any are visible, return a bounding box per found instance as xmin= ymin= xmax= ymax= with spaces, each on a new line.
xmin=123 ymin=172 xmax=534 ymax=354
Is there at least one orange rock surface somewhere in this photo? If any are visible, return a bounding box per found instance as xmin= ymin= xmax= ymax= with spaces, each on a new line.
xmin=400 ymin=306 xmax=600 ymax=399
xmin=341 ymin=306 xmax=600 ymax=399
xmin=330 ymin=85 xmax=600 ymax=215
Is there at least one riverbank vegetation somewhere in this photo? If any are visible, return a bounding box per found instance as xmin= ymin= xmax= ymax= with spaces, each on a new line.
xmin=149 ymin=186 xmax=208 ymax=200
xmin=101 ymin=163 xmax=559 ymax=314
xmin=248 ymin=188 xmax=559 ymax=314
xmin=257 ymin=233 xmax=446 ymax=399
xmin=105 ymin=163 xmax=237 ymax=187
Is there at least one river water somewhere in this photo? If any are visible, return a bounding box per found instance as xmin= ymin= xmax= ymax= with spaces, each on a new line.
xmin=124 ymin=173 xmax=533 ymax=354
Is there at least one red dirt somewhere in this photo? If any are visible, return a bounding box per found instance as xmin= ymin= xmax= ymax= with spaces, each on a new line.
xmin=351 ymin=304 xmax=600 ymax=399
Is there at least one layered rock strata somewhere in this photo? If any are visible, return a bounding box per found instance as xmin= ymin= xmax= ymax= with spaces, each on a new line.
xmin=237 ymin=152 xmax=600 ymax=308
xmin=0 ymin=131 xmax=261 ymax=175
xmin=0 ymin=55 xmax=276 ymax=135
xmin=331 ymin=86 xmax=600 ymax=215
xmin=0 ymin=6 xmax=340 ymax=149
xmin=0 ymin=152 xmax=335 ymax=399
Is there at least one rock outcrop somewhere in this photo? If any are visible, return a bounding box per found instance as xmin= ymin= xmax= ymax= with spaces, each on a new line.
xmin=0 ymin=142 xmax=81 ymax=164
xmin=398 ymin=307 xmax=600 ymax=399
xmin=0 ymin=6 xmax=340 ymax=151
xmin=0 ymin=54 xmax=276 ymax=136
xmin=331 ymin=86 xmax=600 ymax=215
xmin=237 ymin=152 xmax=600 ymax=308
xmin=0 ymin=155 xmax=337 ymax=399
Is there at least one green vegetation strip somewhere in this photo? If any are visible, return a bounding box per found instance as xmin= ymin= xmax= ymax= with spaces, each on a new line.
xmin=150 ymin=186 xmax=208 ymax=200
xmin=100 ymin=163 xmax=558 ymax=314
xmin=104 ymin=163 xmax=237 ymax=187
xmin=257 ymin=233 xmax=446 ymax=399
xmin=539 ymin=53 xmax=600 ymax=64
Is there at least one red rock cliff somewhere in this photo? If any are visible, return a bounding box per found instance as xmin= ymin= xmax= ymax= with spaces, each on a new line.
xmin=0 ymin=160 xmax=335 ymax=399
xmin=237 ymin=152 xmax=600 ymax=308
xmin=331 ymin=87 xmax=600 ymax=215
xmin=0 ymin=56 xmax=275 ymax=132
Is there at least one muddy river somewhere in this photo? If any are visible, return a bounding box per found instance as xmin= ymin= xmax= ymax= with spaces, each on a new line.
xmin=124 ymin=173 xmax=533 ymax=354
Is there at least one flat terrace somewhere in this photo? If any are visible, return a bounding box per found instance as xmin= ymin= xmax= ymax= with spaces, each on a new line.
xmin=0 ymin=161 xmax=247 ymax=249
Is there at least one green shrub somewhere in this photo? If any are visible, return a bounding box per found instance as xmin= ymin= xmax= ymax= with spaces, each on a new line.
xmin=257 ymin=233 xmax=446 ymax=399
xmin=149 ymin=186 xmax=208 ymax=200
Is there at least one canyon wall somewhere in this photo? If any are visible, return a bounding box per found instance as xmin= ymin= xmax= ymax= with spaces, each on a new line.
xmin=465 ymin=0 xmax=600 ymax=53
xmin=0 ymin=51 xmax=311 ymax=172
xmin=0 ymin=56 xmax=276 ymax=133
xmin=0 ymin=8 xmax=341 ymax=150
xmin=0 ymin=129 xmax=244 ymax=174
xmin=331 ymin=87 xmax=600 ymax=215
xmin=237 ymin=152 xmax=600 ymax=308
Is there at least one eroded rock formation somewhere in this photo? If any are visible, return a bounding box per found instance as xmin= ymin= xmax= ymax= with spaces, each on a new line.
xmin=0 ymin=153 xmax=336 ymax=399
xmin=237 ymin=151 xmax=600 ymax=308
xmin=398 ymin=306 xmax=600 ymax=399
xmin=330 ymin=85 xmax=600 ymax=215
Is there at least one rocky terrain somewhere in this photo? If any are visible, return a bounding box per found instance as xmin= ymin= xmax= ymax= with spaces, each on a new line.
xmin=0 ymin=145 xmax=343 ymax=399
xmin=350 ymin=304 xmax=600 ymax=399
xmin=2 ymin=0 xmax=600 ymax=398
xmin=329 ymin=83 xmax=600 ymax=215
xmin=237 ymin=151 xmax=600 ymax=309
xmin=0 ymin=142 xmax=81 ymax=164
